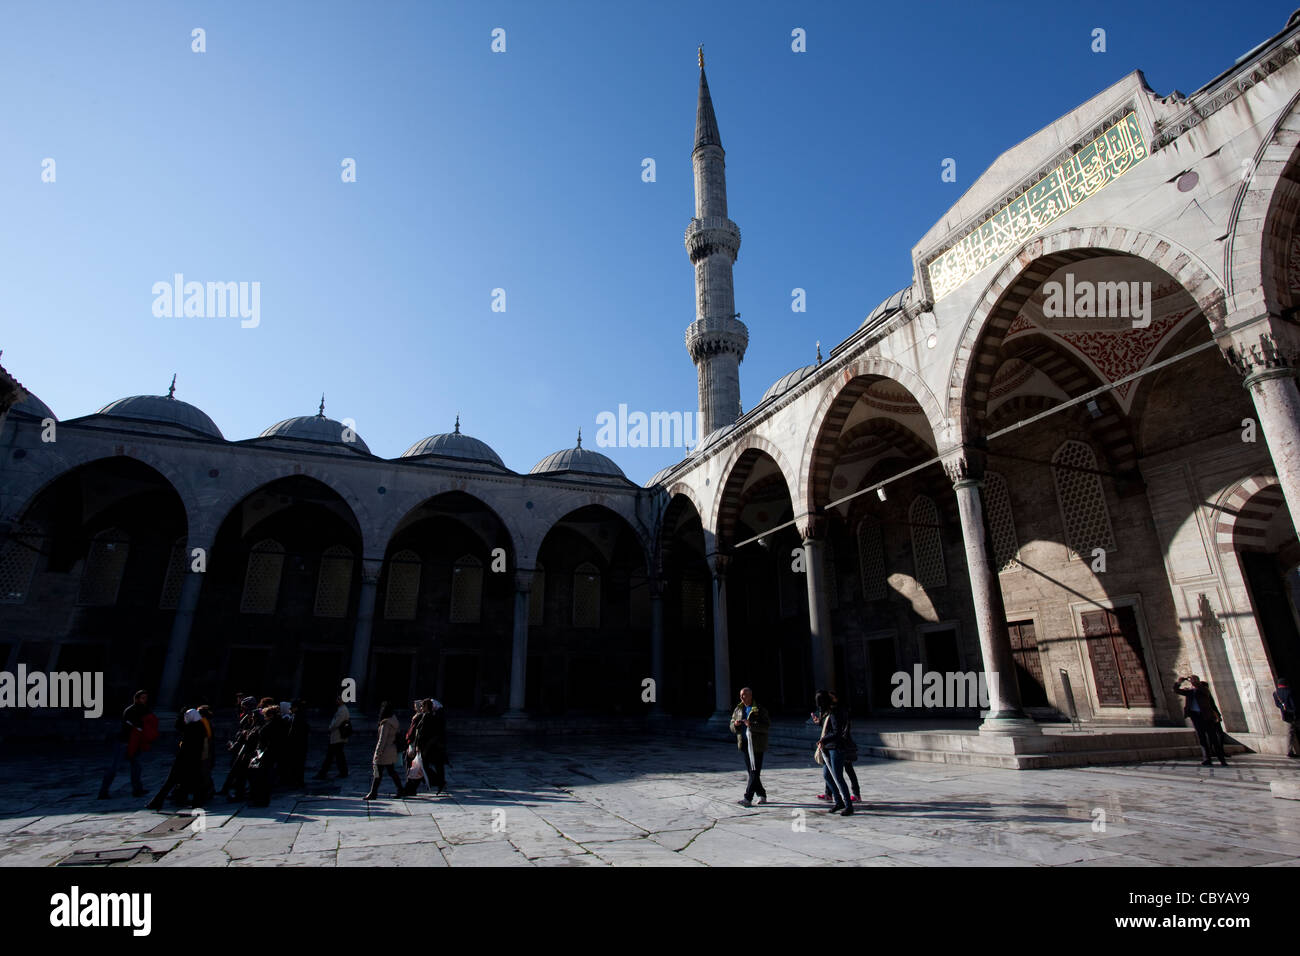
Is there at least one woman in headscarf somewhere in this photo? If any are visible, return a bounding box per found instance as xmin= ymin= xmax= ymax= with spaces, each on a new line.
xmin=145 ymin=708 xmax=207 ymax=810
xmin=363 ymin=701 xmax=406 ymax=800
xmin=417 ymin=698 xmax=448 ymax=795
xmin=247 ymin=703 xmax=287 ymax=807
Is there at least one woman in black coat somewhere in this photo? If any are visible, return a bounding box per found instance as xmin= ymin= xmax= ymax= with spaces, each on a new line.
xmin=417 ymin=698 xmax=448 ymax=794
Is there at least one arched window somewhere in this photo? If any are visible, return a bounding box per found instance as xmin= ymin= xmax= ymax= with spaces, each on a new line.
xmin=159 ymin=536 xmax=188 ymax=609
xmin=573 ymin=561 xmax=600 ymax=628
xmin=984 ymin=472 xmax=1020 ymax=572
xmin=240 ymin=539 xmax=285 ymax=614
xmin=0 ymin=523 xmax=42 ymax=605
xmin=857 ymin=517 xmax=886 ymax=601
xmin=1052 ymin=440 xmax=1116 ymax=559
xmin=449 ymin=554 xmax=483 ymax=624
xmin=528 ymin=563 xmax=546 ymax=625
xmin=78 ymin=528 xmax=130 ymax=606
xmin=314 ymin=544 xmax=355 ymax=618
xmin=909 ymin=496 xmax=946 ymax=589
xmin=384 ymin=550 xmax=421 ymax=621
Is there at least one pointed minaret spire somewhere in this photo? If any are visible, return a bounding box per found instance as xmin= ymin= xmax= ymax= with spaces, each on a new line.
xmin=318 ymin=394 xmax=326 ymax=417
xmin=166 ymin=374 xmax=176 ymax=399
xmin=685 ymin=50 xmax=747 ymax=436
xmin=694 ymin=50 xmax=722 ymax=155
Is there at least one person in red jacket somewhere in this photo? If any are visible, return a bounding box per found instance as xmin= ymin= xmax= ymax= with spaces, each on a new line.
xmin=98 ymin=690 xmax=150 ymax=799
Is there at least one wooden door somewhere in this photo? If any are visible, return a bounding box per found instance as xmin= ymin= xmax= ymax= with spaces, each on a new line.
xmin=1007 ymin=620 xmax=1048 ymax=707
xmin=1082 ymin=606 xmax=1153 ymax=707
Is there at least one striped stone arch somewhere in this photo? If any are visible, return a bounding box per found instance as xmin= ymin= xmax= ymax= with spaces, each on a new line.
xmin=946 ymin=224 xmax=1227 ymax=446
xmin=995 ymin=331 xmax=1136 ymax=476
xmin=195 ymin=462 xmax=373 ymax=550
xmin=7 ymin=447 xmax=199 ymax=541
xmin=1226 ymin=86 xmax=1300 ymax=318
xmin=710 ymin=434 xmax=800 ymax=548
xmin=1213 ymin=474 xmax=1288 ymax=555
xmin=526 ymin=497 xmax=653 ymax=577
xmin=654 ymin=485 xmax=707 ymax=578
xmin=799 ymin=356 xmax=944 ymax=516
xmin=375 ymin=484 xmax=525 ymax=574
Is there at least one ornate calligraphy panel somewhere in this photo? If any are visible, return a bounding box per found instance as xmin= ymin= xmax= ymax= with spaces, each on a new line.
xmin=926 ymin=113 xmax=1147 ymax=301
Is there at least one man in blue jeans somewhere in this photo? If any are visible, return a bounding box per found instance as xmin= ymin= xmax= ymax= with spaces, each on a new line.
xmin=99 ymin=689 xmax=150 ymax=799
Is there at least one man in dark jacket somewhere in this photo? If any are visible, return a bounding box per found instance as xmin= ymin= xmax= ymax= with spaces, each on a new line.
xmin=282 ymin=699 xmax=309 ymax=788
xmin=99 ymin=689 xmax=150 ymax=799
xmin=417 ymin=698 xmax=448 ymax=794
xmin=1274 ymin=679 xmax=1298 ymax=758
xmin=729 ymin=687 xmax=770 ymax=807
xmin=1176 ymin=674 xmax=1228 ymax=766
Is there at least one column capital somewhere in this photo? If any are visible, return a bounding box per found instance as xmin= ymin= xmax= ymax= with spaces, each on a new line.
xmin=798 ymin=514 xmax=827 ymax=542
xmin=513 ymin=568 xmax=534 ymax=594
xmin=1223 ymin=326 xmax=1300 ymax=383
xmin=941 ymin=445 xmax=987 ymax=486
xmin=647 ymin=575 xmax=666 ymax=599
xmin=707 ymin=552 xmax=731 ymax=577
xmin=359 ymin=556 xmax=383 ymax=586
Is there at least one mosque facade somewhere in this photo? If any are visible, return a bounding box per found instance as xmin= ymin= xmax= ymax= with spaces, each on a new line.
xmin=6 ymin=12 xmax=1300 ymax=753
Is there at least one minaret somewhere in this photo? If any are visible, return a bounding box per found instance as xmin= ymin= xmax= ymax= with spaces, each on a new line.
xmin=685 ymin=47 xmax=747 ymax=436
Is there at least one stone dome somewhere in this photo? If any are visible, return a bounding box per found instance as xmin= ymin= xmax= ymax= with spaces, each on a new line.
xmin=760 ymin=364 xmax=819 ymax=405
xmin=646 ymin=463 xmax=680 ymax=488
xmin=259 ymin=404 xmax=372 ymax=455
xmin=11 ymin=390 xmax=55 ymax=421
xmin=859 ymin=287 xmax=908 ymax=330
xmin=531 ymin=433 xmax=626 ymax=479
xmin=402 ymin=418 xmax=505 ymax=469
xmin=95 ymin=383 xmax=223 ymax=440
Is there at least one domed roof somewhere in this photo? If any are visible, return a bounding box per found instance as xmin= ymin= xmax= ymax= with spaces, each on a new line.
xmin=95 ymin=378 xmax=223 ymax=439
xmin=530 ymin=431 xmax=626 ymax=479
xmin=859 ymin=287 xmax=909 ymax=330
xmin=760 ymin=363 xmax=819 ymax=405
xmin=402 ymin=417 xmax=505 ymax=469
xmin=646 ymin=463 xmax=679 ymax=488
xmin=258 ymin=397 xmax=371 ymax=454
xmin=11 ymin=389 xmax=55 ymax=421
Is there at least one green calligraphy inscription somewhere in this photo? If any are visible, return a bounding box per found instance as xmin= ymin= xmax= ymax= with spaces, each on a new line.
xmin=926 ymin=112 xmax=1147 ymax=301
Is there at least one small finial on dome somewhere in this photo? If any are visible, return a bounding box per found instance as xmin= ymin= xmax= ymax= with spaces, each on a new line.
xmin=454 ymin=414 xmax=461 ymax=435
xmin=167 ymin=374 xmax=177 ymax=399
xmin=816 ymin=340 xmax=823 ymax=366
xmin=318 ymin=394 xmax=326 ymax=417
xmin=576 ymin=427 xmax=582 ymax=449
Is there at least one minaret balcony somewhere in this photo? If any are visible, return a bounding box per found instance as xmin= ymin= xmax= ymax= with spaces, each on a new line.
xmin=684 ymin=217 xmax=741 ymax=264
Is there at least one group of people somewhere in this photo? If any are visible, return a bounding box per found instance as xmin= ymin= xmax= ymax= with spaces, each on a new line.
xmin=364 ymin=698 xmax=449 ymax=800
xmin=219 ymin=695 xmax=314 ymax=807
xmin=728 ymin=686 xmax=861 ymax=816
xmin=98 ymin=689 xmax=371 ymax=809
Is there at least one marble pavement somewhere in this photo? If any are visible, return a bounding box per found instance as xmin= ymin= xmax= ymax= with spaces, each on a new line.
xmin=2 ymin=737 xmax=1298 ymax=867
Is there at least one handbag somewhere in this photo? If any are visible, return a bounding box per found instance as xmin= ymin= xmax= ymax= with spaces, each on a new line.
xmin=814 ymin=742 xmax=824 ymax=766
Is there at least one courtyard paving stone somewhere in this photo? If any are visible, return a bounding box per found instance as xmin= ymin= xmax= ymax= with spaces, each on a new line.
xmin=0 ymin=736 xmax=1296 ymax=866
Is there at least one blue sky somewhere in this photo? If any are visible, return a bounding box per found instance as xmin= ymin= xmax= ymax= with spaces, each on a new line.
xmin=1 ymin=0 xmax=1292 ymax=483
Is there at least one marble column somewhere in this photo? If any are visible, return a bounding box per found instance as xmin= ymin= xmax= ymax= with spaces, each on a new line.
xmin=708 ymin=552 xmax=733 ymax=723
xmin=1239 ymin=359 xmax=1300 ymax=536
xmin=943 ymin=449 xmax=1039 ymax=736
xmin=506 ymin=569 xmax=533 ymax=716
xmin=801 ymin=522 xmax=835 ymax=693
xmin=158 ymin=534 xmax=214 ymax=709
xmin=649 ymin=576 xmax=667 ymax=717
xmin=348 ymin=558 xmax=382 ymax=706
